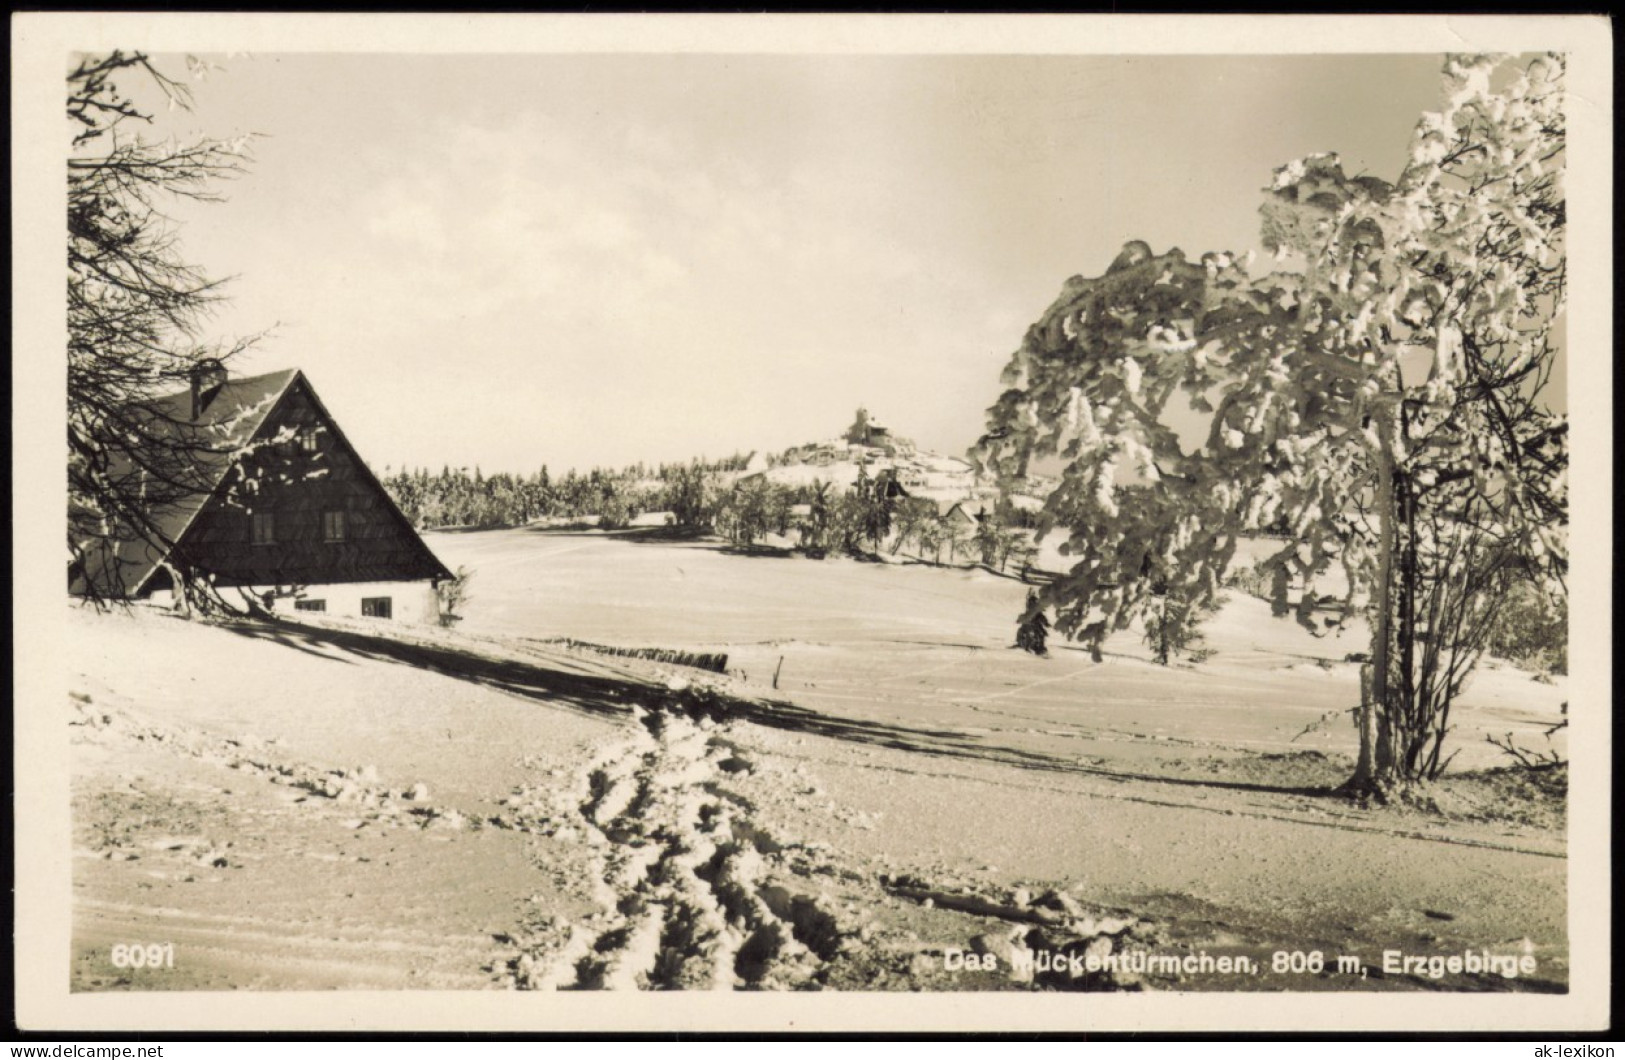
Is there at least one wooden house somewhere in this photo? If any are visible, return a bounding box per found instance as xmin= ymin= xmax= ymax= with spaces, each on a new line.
xmin=935 ymin=499 xmax=979 ymax=533
xmin=71 ymin=364 xmax=453 ymax=622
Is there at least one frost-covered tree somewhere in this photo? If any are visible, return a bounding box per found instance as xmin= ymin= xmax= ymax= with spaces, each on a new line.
xmin=891 ymin=495 xmax=939 ymax=557
xmin=847 ymin=462 xmax=896 ymax=552
xmin=943 ymin=510 xmax=975 ymax=565
xmin=436 ymin=565 xmax=475 ymax=627
xmin=665 ymin=462 xmax=719 ymax=533
xmin=1142 ymin=577 xmax=1217 ymax=667
xmin=797 ymin=478 xmax=834 ymax=553
xmin=975 ymin=54 xmax=1566 ymax=797
xmin=915 ymin=513 xmax=946 ymax=564
xmin=68 ymin=51 xmax=259 ymax=607
xmin=595 ymin=491 xmax=635 ymax=531
xmin=973 ymin=503 xmax=1020 ymax=572
xmin=716 ymin=476 xmax=779 ymax=546
xmin=1016 ymin=589 xmax=1050 ymax=656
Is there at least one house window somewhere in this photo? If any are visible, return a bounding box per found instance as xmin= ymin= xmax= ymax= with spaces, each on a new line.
xmin=323 ymin=510 xmax=347 ymax=542
xmin=251 ymin=511 xmax=275 ymax=545
xmin=300 ymin=428 xmax=321 ymax=453
xmin=294 ymin=599 xmax=326 ymax=613
xmin=361 ymin=597 xmax=392 ymax=619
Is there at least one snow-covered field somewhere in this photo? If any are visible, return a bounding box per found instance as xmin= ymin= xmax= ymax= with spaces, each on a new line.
xmin=68 ymin=528 xmax=1570 ymax=995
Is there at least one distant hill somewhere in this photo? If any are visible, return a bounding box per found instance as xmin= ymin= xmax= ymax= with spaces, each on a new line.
xmin=734 ymin=406 xmax=1052 ymax=517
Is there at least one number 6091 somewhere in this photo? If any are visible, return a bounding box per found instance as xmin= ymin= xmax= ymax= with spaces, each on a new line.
xmin=111 ymin=942 xmax=174 ymax=969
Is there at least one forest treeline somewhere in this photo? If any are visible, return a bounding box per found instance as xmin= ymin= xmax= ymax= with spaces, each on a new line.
xmin=377 ymin=457 xmax=1036 ymax=569
xmin=378 ymin=456 xmax=751 ymax=531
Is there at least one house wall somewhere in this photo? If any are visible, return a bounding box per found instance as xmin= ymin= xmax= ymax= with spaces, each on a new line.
xmin=276 ymin=580 xmax=440 ymax=624
xmin=149 ymin=579 xmax=441 ymax=624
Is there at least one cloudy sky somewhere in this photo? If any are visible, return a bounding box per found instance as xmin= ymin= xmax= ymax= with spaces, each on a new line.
xmin=129 ymin=49 xmax=1455 ymax=475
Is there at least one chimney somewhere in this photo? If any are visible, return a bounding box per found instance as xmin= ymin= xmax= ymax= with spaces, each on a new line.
xmin=190 ymin=359 xmax=228 ymax=420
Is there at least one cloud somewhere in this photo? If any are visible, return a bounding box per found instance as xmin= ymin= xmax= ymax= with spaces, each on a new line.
xmin=337 ymin=107 xmax=951 ymax=341
xmin=249 ymin=100 xmax=1009 ymax=470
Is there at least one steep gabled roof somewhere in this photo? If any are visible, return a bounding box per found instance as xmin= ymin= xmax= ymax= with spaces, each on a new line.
xmin=73 ymin=369 xmax=299 ymax=598
xmin=287 ymin=373 xmax=454 ymax=585
xmin=72 ymin=368 xmax=450 ymax=598
xmin=935 ymin=499 xmax=978 ymax=523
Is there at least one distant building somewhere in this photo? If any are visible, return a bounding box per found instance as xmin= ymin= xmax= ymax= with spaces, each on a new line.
xmin=70 ymin=364 xmax=453 ymax=622
xmin=843 ymin=407 xmax=915 ymax=457
xmin=936 ymin=500 xmax=979 ymax=532
xmin=872 ymin=467 xmax=910 ymax=500
xmin=843 ymin=407 xmax=887 ymax=448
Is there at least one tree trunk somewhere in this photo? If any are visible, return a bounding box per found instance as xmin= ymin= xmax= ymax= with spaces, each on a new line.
xmin=1353 ymin=663 xmax=1377 ymax=781
xmin=159 ymin=561 xmax=191 ymax=618
xmin=1397 ymin=470 xmax=1419 ymax=776
xmin=1348 ymin=434 xmax=1397 ymax=797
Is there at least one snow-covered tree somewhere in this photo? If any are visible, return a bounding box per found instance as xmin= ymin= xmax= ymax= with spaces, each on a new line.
xmin=663 ymin=462 xmax=719 ymax=533
xmin=914 ymin=513 xmax=946 ymax=564
xmin=973 ymin=502 xmax=1020 ymax=572
xmin=848 ymin=463 xmax=896 ymax=552
xmin=943 ymin=510 xmax=975 ymax=565
xmin=68 ymin=52 xmax=260 ymax=607
xmin=436 ymin=565 xmax=475 ymax=627
xmin=974 ymin=54 xmax=1566 ymax=796
xmin=716 ymin=476 xmax=780 ymax=547
xmin=798 ymin=478 xmax=834 ymax=553
xmin=1016 ymin=589 xmax=1050 ymax=656
xmin=891 ymin=495 xmax=939 ymax=557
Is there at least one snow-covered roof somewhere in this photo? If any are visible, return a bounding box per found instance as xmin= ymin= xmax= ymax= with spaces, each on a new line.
xmin=74 ymin=370 xmax=300 ymax=597
xmin=75 ymin=369 xmax=302 ymax=591
xmin=72 ymin=368 xmax=451 ymax=598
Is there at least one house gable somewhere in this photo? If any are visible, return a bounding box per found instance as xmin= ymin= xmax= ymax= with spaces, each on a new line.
xmin=71 ymin=369 xmax=299 ymax=598
xmin=72 ymin=369 xmax=451 ymax=598
xmin=168 ymin=373 xmax=452 ymax=588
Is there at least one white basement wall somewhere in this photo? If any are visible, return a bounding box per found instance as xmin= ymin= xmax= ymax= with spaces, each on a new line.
xmin=276 ymin=580 xmax=440 ymax=624
xmin=150 ymin=580 xmax=441 ymax=624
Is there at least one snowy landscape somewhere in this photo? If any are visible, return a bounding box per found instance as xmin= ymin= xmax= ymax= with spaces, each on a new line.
xmin=69 ymin=523 xmax=1569 ymax=993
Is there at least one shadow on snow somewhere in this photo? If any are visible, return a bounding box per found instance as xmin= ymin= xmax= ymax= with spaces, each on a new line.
xmin=212 ymin=614 xmax=1336 ymax=801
